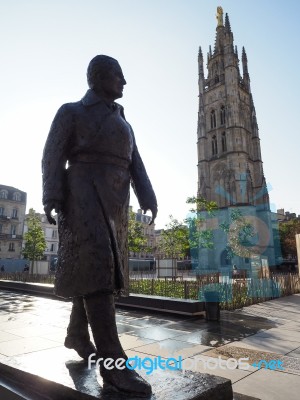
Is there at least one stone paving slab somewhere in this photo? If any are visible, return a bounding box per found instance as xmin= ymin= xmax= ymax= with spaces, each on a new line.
xmin=0 ymin=336 xmax=62 ymax=357
xmin=130 ymin=338 xmax=212 ymax=359
xmin=253 ymin=327 xmax=300 ymax=341
xmin=233 ymin=368 xmax=300 ymax=400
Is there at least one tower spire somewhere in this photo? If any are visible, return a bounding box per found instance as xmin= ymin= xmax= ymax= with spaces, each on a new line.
xmin=196 ymin=6 xmax=276 ymax=270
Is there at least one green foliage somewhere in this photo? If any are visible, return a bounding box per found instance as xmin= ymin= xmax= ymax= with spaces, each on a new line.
xmin=185 ymin=196 xmax=218 ymax=263
xmin=279 ymin=219 xmax=300 ymax=258
xmin=128 ymin=210 xmax=150 ymax=254
xmin=157 ymin=215 xmax=190 ymax=258
xmin=22 ymin=209 xmax=46 ymax=271
xmin=186 ymin=196 xmax=218 ymax=214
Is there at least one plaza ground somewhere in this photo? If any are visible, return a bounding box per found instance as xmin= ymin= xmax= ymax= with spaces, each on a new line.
xmin=0 ymin=287 xmax=299 ymax=399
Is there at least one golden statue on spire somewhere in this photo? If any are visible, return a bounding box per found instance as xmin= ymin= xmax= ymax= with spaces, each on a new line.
xmin=216 ymin=6 xmax=223 ymax=27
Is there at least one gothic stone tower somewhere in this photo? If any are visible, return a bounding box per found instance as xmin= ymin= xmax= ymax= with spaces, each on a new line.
xmin=196 ymin=7 xmax=276 ymax=270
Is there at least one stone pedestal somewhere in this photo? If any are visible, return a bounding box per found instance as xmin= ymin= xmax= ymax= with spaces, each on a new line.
xmin=0 ymin=361 xmax=262 ymax=400
xmin=0 ymin=361 xmax=236 ymax=400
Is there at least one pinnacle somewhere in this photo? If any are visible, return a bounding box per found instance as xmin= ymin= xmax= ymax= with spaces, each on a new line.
xmin=198 ymin=46 xmax=203 ymax=59
xmin=225 ymin=13 xmax=231 ymax=32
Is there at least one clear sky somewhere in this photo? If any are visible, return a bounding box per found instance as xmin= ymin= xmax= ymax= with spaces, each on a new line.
xmin=1 ymin=0 xmax=299 ymax=228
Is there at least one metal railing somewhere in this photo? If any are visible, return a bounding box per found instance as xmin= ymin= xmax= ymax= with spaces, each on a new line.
xmin=0 ymin=271 xmax=299 ymax=311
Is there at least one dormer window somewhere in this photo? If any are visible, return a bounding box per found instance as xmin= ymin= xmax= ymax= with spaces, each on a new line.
xmin=12 ymin=192 xmax=21 ymax=201
xmin=0 ymin=190 xmax=8 ymax=199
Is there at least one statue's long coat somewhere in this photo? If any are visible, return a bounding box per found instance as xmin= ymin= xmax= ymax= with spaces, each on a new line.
xmin=42 ymin=89 xmax=157 ymax=298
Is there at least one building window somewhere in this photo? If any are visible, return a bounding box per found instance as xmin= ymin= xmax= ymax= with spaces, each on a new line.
xmin=212 ymin=135 xmax=218 ymax=155
xmin=52 ymin=230 xmax=57 ymax=239
xmin=12 ymin=209 xmax=18 ymax=218
xmin=0 ymin=224 xmax=2 ymax=233
xmin=50 ymin=244 xmax=55 ymax=252
xmin=9 ymin=243 xmax=15 ymax=252
xmin=0 ymin=191 xmax=8 ymax=199
xmin=12 ymin=192 xmax=21 ymax=201
xmin=220 ymin=105 xmax=226 ymax=125
xmin=0 ymin=207 xmax=4 ymax=216
xmin=221 ymin=132 xmax=227 ymax=152
xmin=210 ymin=110 xmax=216 ymax=129
xmin=11 ymin=225 xmax=17 ymax=235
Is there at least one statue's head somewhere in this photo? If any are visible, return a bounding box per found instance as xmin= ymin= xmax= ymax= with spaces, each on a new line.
xmin=87 ymin=55 xmax=126 ymax=100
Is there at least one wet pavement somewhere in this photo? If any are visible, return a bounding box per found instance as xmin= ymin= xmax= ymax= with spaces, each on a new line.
xmin=0 ymin=289 xmax=299 ymax=399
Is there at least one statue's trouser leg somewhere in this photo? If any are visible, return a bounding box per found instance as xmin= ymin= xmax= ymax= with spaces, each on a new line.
xmin=83 ymin=292 xmax=152 ymax=397
xmin=64 ymin=296 xmax=96 ymax=360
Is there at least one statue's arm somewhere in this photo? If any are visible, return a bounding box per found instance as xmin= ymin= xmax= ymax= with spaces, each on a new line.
xmin=129 ymin=134 xmax=158 ymax=225
xmin=42 ymin=104 xmax=73 ymax=223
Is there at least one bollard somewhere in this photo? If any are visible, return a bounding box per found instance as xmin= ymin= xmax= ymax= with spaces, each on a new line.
xmin=204 ymin=291 xmax=220 ymax=321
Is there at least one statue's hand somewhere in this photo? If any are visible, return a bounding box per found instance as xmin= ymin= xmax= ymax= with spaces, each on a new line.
xmin=44 ymin=202 xmax=62 ymax=225
xmin=143 ymin=205 xmax=158 ymax=226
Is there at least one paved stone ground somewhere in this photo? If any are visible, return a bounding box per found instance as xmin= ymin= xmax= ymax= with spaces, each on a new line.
xmin=0 ymin=289 xmax=299 ymax=399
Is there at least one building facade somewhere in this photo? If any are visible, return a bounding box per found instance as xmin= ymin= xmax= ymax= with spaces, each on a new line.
xmin=0 ymin=185 xmax=27 ymax=259
xmin=195 ymin=8 xmax=276 ymax=271
xmin=129 ymin=207 xmax=155 ymax=259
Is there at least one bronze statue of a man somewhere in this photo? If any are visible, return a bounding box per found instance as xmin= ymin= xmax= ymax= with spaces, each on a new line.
xmin=42 ymin=55 xmax=157 ymax=396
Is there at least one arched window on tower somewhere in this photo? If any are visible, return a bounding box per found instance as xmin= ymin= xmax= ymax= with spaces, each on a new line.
xmin=210 ymin=110 xmax=216 ymax=129
xmin=220 ymin=105 xmax=226 ymax=125
xmin=221 ymin=132 xmax=227 ymax=152
xmin=212 ymin=135 xmax=218 ymax=156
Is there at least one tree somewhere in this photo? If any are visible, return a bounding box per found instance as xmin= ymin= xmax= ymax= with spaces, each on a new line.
xmin=127 ymin=210 xmax=150 ymax=255
xmin=186 ymin=196 xmax=218 ymax=214
xmin=22 ymin=209 xmax=47 ymax=274
xmin=186 ymin=196 xmax=218 ymax=253
xmin=157 ymin=215 xmax=190 ymax=259
xmin=279 ymin=219 xmax=300 ymax=258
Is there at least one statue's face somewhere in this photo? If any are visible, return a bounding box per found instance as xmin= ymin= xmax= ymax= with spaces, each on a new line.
xmin=96 ymin=63 xmax=127 ymax=101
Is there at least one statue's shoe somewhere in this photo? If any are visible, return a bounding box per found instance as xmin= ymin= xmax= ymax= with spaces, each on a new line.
xmin=101 ymin=366 xmax=152 ymax=397
xmin=64 ymin=336 xmax=97 ymax=361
